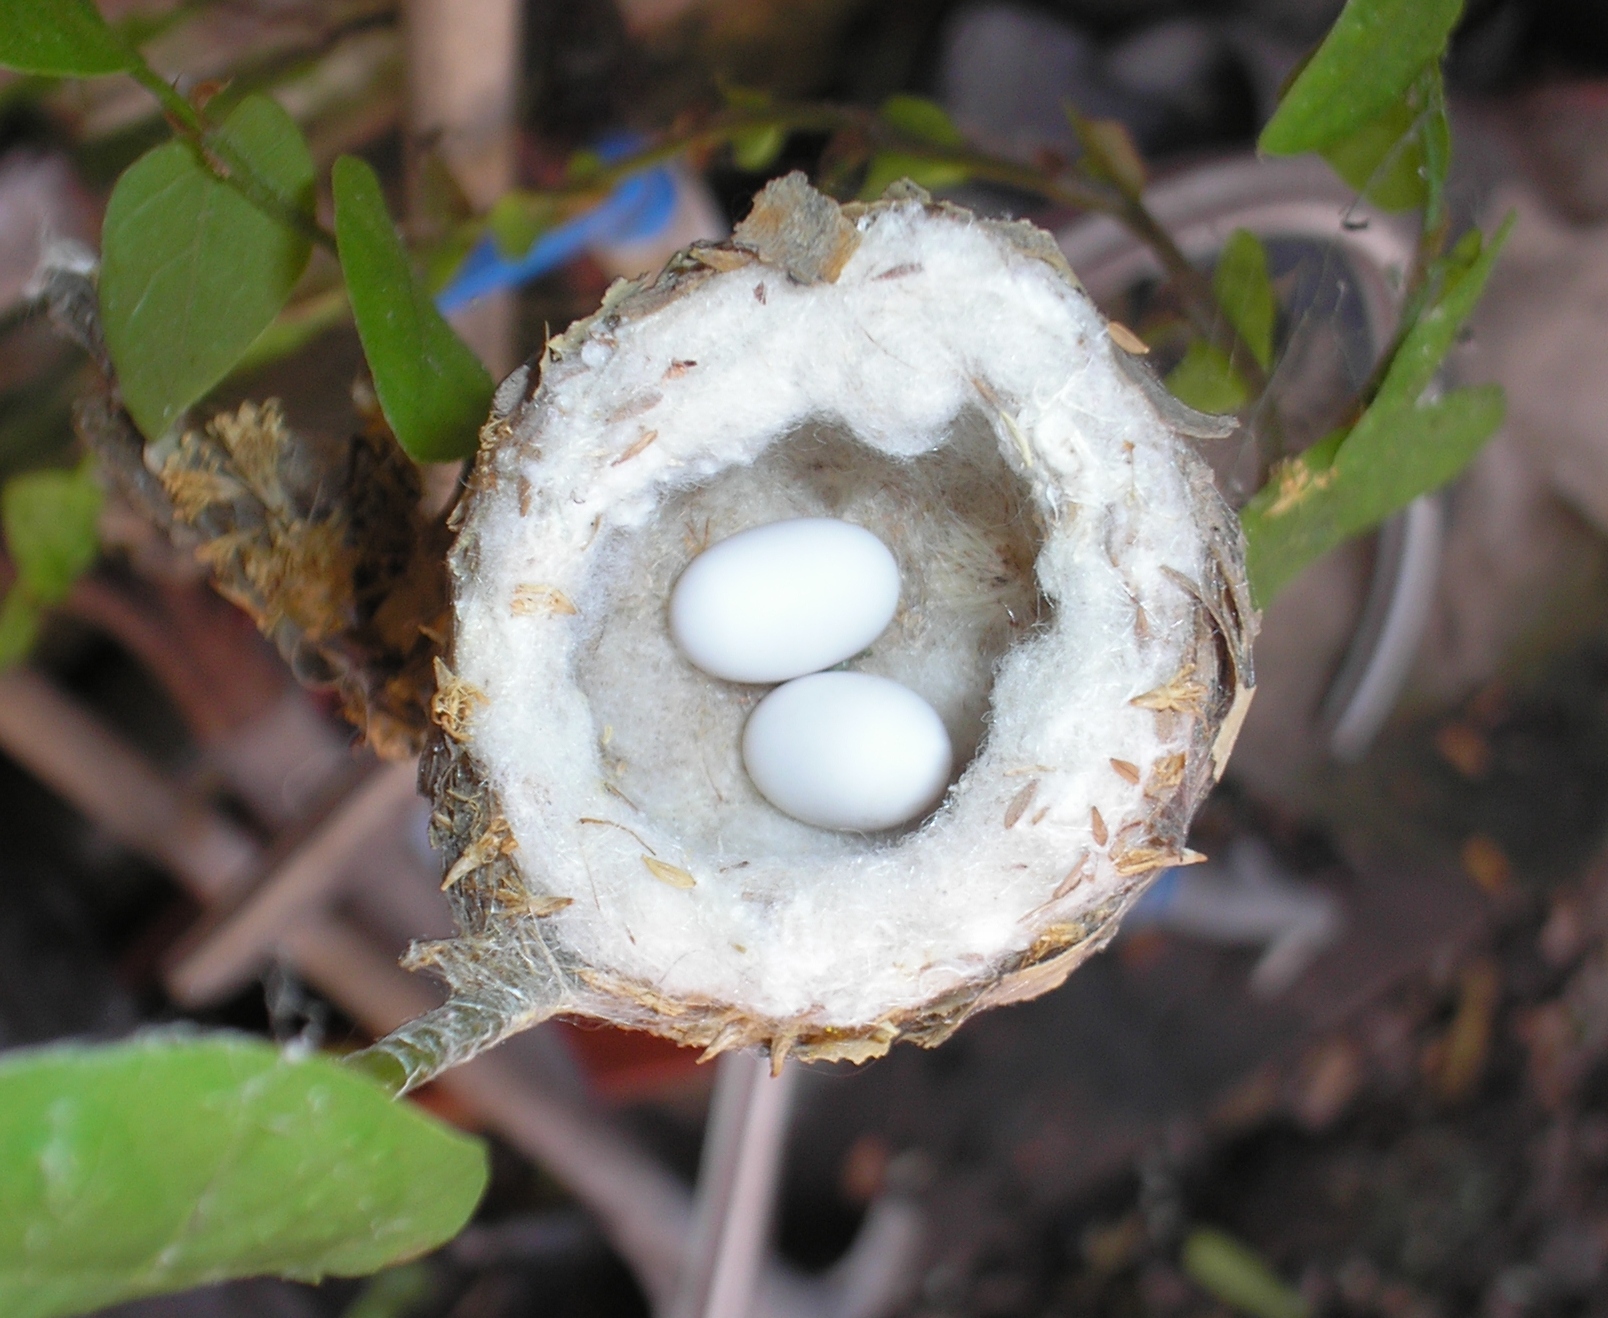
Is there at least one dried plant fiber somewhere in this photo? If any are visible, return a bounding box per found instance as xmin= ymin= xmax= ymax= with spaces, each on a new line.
xmin=367 ymin=175 xmax=1257 ymax=1090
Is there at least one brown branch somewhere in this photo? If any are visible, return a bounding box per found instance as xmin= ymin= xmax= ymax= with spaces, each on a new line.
xmin=39 ymin=262 xmax=446 ymax=761
xmin=492 ymin=100 xmax=1269 ymax=403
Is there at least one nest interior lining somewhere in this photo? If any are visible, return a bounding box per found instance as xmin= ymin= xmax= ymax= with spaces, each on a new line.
xmin=576 ymin=412 xmax=1044 ymax=860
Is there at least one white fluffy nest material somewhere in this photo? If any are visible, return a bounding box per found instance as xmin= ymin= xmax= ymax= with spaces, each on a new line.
xmin=374 ymin=174 xmax=1257 ymax=1090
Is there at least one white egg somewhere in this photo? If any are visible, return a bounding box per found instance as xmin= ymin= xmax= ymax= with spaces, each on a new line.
xmin=670 ymin=518 xmax=900 ymax=683
xmin=742 ymin=672 xmax=953 ymax=831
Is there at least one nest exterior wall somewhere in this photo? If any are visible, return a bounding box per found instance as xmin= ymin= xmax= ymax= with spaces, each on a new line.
xmin=381 ymin=177 xmax=1257 ymax=1087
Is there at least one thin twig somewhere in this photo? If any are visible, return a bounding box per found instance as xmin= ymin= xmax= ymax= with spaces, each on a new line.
xmin=1340 ymin=81 xmax=1454 ymax=428
xmin=487 ymin=100 xmax=1256 ymax=370
xmin=125 ymin=61 xmax=339 ymax=254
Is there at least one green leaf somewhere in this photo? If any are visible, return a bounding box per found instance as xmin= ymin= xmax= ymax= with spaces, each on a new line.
xmin=1345 ymin=386 xmax=1502 ymax=522
xmin=333 ymin=155 xmax=495 ymax=464
xmin=411 ymin=152 xmax=477 ymax=236
xmin=732 ymin=124 xmax=787 ymax=172
xmin=485 ymin=192 xmax=562 ymax=260
xmin=0 ymin=0 xmax=134 ymax=77
xmin=340 ymin=1263 xmax=434 ymax=1318
xmin=1241 ymin=214 xmax=1511 ymax=604
xmin=1068 ymin=110 xmax=1147 ymax=198
xmin=1320 ymin=95 xmax=1426 ymax=211
xmin=720 ymin=85 xmax=773 ymax=114
xmin=1213 ymin=229 xmax=1275 ymax=370
xmin=1243 ymin=386 xmax=1502 ymax=603
xmin=101 ymin=93 xmax=316 ymax=439
xmin=424 ymin=224 xmax=483 ymax=296
xmin=1319 ymin=67 xmax=1449 ymax=212
xmin=1420 ymin=74 xmax=1453 ymax=231
xmin=565 ymin=150 xmax=606 ymax=184
xmin=1259 ymin=0 xmax=1464 ymax=155
xmin=859 ymin=153 xmax=969 ymax=201
xmin=0 ymin=1032 xmax=488 ymax=1318
xmin=230 ymin=288 xmax=353 ymax=380
xmin=2 ymin=461 xmax=103 ymax=604
xmin=879 ymin=94 xmax=964 ymax=147
xmin=1166 ymin=341 xmax=1248 ymax=414
xmin=0 ymin=589 xmax=41 ymax=667
xmin=1375 ymin=216 xmax=1510 ymax=416
xmin=1182 ymin=1227 xmax=1309 ymax=1318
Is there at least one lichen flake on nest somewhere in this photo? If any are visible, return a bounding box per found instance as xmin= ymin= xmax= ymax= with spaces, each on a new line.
xmin=441 ymin=814 xmax=518 ymax=891
xmin=161 ymin=401 xmax=355 ymax=642
xmin=141 ymin=396 xmax=452 ymax=759
xmin=431 ymin=658 xmax=486 ymax=741
xmin=729 ymin=171 xmax=861 ymax=284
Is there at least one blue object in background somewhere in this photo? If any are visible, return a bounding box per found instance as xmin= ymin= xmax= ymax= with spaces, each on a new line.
xmin=1128 ymin=865 xmax=1181 ymax=920
xmin=1117 ymin=839 xmax=1344 ymax=997
xmin=435 ymin=133 xmax=680 ymax=315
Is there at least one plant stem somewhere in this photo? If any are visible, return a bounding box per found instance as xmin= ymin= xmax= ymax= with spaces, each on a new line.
xmin=125 ymin=61 xmax=339 ymax=255
xmin=1342 ymin=169 xmax=1452 ymax=427
xmin=503 ymin=101 xmax=1272 ymax=390
xmin=1110 ymin=192 xmax=1270 ymax=398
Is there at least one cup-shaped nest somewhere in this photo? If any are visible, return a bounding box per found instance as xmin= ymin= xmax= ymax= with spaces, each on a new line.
xmin=370 ymin=175 xmax=1257 ymax=1090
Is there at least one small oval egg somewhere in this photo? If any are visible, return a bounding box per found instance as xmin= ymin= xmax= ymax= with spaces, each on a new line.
xmin=670 ymin=518 xmax=900 ymax=683
xmin=742 ymin=672 xmax=953 ymax=831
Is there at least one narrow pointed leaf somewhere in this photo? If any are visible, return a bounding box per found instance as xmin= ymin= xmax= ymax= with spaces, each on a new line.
xmin=1375 ymin=216 xmax=1510 ymax=415
xmin=1182 ymin=1228 xmax=1309 ymax=1318
xmin=0 ymin=0 xmax=134 ymax=77
xmin=0 ymin=589 xmax=40 ymax=667
xmin=1068 ymin=110 xmax=1147 ymax=198
xmin=732 ymin=124 xmax=787 ymax=172
xmin=1319 ymin=68 xmax=1448 ymax=213
xmin=1166 ymin=341 xmax=1248 ymax=414
xmin=1418 ymin=72 xmax=1453 ymax=230
xmin=1213 ymin=229 xmax=1275 ymax=370
xmin=2 ymin=461 xmax=102 ymax=603
xmin=1320 ymin=95 xmax=1426 ymax=211
xmin=1243 ymin=385 xmax=1503 ymax=603
xmin=486 ymin=192 xmax=562 ymax=260
xmin=0 ymin=1033 xmax=488 ymax=1318
xmin=879 ymin=95 xmax=964 ymax=147
xmin=333 ymin=155 xmax=494 ymax=463
xmin=1242 ymin=213 xmax=1510 ymax=603
xmin=859 ymin=153 xmax=969 ymax=201
xmin=230 ymin=288 xmax=353 ymax=380
xmin=1260 ymin=0 xmax=1464 ymax=155
xmin=101 ymin=94 xmax=315 ymax=439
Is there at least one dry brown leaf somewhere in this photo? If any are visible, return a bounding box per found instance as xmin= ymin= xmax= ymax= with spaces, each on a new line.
xmin=611 ymin=429 xmax=659 ymax=466
xmin=1435 ymin=722 xmax=1492 ymax=779
xmin=643 ymin=855 xmax=697 ymax=889
xmin=1107 ymin=320 xmax=1149 ymax=354
xmin=1461 ymin=834 xmax=1512 ymax=895
xmin=442 ymin=816 xmax=518 ymax=890
xmin=1131 ymin=666 xmax=1207 ymax=715
xmin=511 ymin=583 xmax=578 ymax=616
xmin=1004 ymin=780 xmax=1039 ymax=828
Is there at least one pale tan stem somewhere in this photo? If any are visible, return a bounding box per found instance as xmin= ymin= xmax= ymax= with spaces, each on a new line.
xmin=166 ymin=759 xmax=423 ymax=1006
xmin=282 ymin=917 xmax=697 ymax=1308
xmin=404 ymin=0 xmax=522 ymax=381
xmin=0 ymin=670 xmax=257 ymax=901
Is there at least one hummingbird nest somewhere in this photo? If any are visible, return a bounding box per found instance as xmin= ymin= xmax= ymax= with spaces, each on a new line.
xmin=360 ymin=174 xmax=1258 ymax=1089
